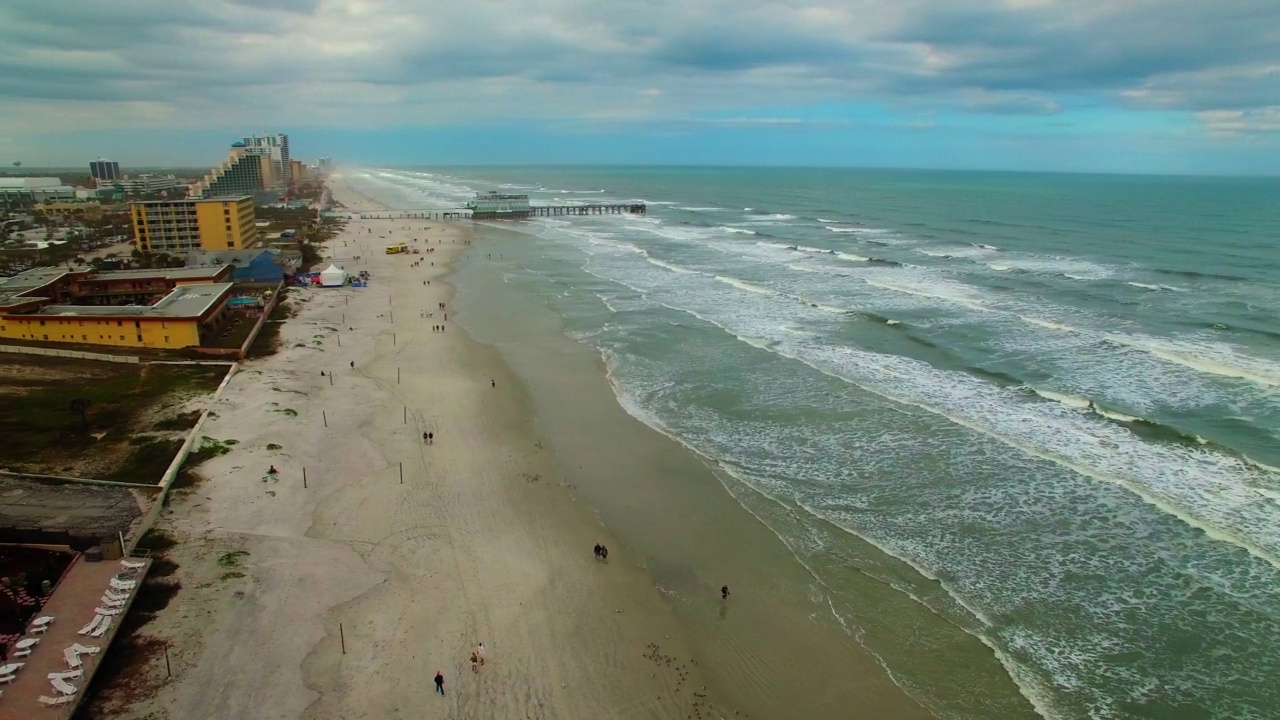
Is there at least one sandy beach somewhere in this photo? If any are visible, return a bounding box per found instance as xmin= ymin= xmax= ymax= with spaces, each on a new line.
xmin=108 ymin=178 xmax=728 ymax=720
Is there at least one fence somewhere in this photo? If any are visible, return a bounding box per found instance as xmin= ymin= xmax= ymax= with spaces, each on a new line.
xmin=0 ymin=344 xmax=141 ymax=364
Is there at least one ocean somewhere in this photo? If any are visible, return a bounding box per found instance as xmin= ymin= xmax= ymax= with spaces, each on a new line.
xmin=342 ymin=166 xmax=1280 ymax=720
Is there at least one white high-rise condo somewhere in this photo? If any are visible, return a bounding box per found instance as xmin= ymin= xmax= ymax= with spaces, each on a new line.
xmin=242 ymin=132 xmax=291 ymax=187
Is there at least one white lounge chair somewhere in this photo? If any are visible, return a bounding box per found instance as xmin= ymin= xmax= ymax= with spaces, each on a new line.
xmin=50 ymin=676 xmax=77 ymax=695
xmin=103 ymin=591 xmax=129 ymax=602
xmin=69 ymin=644 xmax=98 ymax=655
xmin=109 ymin=578 xmax=135 ymax=591
xmin=77 ymin=616 xmax=101 ymax=635
xmin=39 ymin=695 xmax=75 ymax=707
xmin=93 ymin=607 xmax=121 ymax=616
xmin=12 ymin=649 xmax=31 ymax=659
xmin=63 ymin=648 xmax=81 ymax=669
xmin=121 ymin=559 xmax=145 ymax=569
xmin=31 ymin=616 xmax=54 ymax=628
xmin=90 ymin=616 xmax=112 ymax=638
xmin=48 ymin=669 xmax=82 ymax=680
xmin=0 ymin=675 xmax=14 ymax=685
xmin=100 ymin=597 xmax=126 ymax=609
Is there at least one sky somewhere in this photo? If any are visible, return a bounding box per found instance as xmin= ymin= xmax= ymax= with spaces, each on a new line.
xmin=1 ymin=0 xmax=1278 ymax=175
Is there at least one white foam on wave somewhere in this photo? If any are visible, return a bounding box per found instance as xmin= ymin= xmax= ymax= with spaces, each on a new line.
xmin=1029 ymin=387 xmax=1093 ymax=409
xmin=1129 ymin=281 xmax=1189 ymax=293
xmin=1094 ymin=406 xmax=1141 ymax=423
xmin=646 ymin=257 xmax=699 ymax=275
xmin=714 ymin=275 xmax=777 ymax=297
xmin=746 ymin=213 xmax=796 ymax=221
xmin=989 ymin=263 xmax=1013 ymax=272
xmin=886 ymin=319 xmax=901 ymax=325
xmin=1128 ymin=282 xmax=1162 ymax=291
xmin=837 ymin=252 xmax=870 ymax=263
xmin=1104 ymin=334 xmax=1280 ymax=388
xmin=864 ymin=279 xmax=987 ymax=311
xmin=680 ymin=207 xmax=725 ymax=212
xmin=719 ymin=226 xmax=758 ymax=235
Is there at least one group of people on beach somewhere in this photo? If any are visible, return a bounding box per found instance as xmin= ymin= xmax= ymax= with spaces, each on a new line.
xmin=433 ymin=642 xmax=486 ymax=695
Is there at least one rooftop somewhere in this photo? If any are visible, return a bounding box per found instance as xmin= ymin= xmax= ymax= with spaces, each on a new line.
xmin=130 ymin=195 xmax=250 ymax=206
xmin=90 ymin=266 xmax=229 ymax=281
xmin=37 ymin=283 xmax=233 ymax=319
xmin=0 ymin=267 xmax=76 ymax=291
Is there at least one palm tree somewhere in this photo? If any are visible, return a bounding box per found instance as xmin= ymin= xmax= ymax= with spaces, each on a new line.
xmin=68 ymin=398 xmax=92 ymax=433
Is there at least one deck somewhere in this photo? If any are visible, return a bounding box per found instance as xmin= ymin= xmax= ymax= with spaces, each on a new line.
xmin=0 ymin=555 xmax=151 ymax=719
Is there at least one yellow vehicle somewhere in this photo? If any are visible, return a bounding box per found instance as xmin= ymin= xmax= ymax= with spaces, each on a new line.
xmin=385 ymin=243 xmax=408 ymax=254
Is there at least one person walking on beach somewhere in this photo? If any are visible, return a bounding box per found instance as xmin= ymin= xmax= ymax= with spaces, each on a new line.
xmin=470 ymin=652 xmax=479 ymax=673
xmin=477 ymin=642 xmax=486 ymax=666
xmin=491 ymin=379 xmax=496 ymax=388
xmin=721 ymin=585 xmax=730 ymax=601
xmin=434 ymin=670 xmax=445 ymax=694
xmin=349 ymin=360 xmax=355 ymax=369
xmin=428 ymin=431 xmax=434 ymax=445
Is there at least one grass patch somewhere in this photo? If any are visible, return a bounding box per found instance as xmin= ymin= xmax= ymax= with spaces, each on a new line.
xmin=271 ymin=408 xmax=298 ymax=417
xmin=152 ymin=410 xmax=203 ymax=431
xmin=219 ymin=571 xmax=246 ymax=581
xmin=0 ymin=356 xmax=225 ymax=479
xmin=134 ymin=528 xmax=177 ymax=554
xmin=216 ymin=550 xmax=249 ymax=568
xmin=266 ymin=443 xmax=282 ymax=451
xmin=101 ymin=438 xmax=184 ymax=484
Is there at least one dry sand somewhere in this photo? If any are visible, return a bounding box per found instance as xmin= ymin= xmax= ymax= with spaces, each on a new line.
xmin=109 ymin=177 xmax=725 ymax=720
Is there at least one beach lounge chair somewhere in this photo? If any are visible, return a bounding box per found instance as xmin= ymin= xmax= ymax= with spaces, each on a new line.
xmin=50 ymin=676 xmax=77 ymax=695
xmin=94 ymin=607 xmax=121 ymax=616
xmin=121 ymin=559 xmax=145 ymax=569
xmin=48 ymin=669 xmax=82 ymax=680
xmin=109 ymin=579 xmax=135 ymax=591
xmin=31 ymin=616 xmax=54 ymax=632
xmin=63 ymin=648 xmax=81 ymax=669
xmin=69 ymin=644 xmax=99 ymax=655
xmin=90 ymin=616 xmax=112 ymax=638
xmin=39 ymin=695 xmax=75 ymax=707
xmin=103 ymin=590 xmax=129 ymax=602
xmin=0 ymin=674 xmax=14 ymax=685
xmin=12 ymin=649 xmax=31 ymax=659
xmin=77 ymin=617 xmax=101 ymax=635
xmin=100 ymin=596 xmax=126 ymax=608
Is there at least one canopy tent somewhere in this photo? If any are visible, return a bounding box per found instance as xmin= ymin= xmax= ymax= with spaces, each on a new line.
xmin=319 ymin=263 xmax=347 ymax=288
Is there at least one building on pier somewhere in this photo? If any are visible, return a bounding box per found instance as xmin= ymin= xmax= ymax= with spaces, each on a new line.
xmin=467 ymin=192 xmax=531 ymax=219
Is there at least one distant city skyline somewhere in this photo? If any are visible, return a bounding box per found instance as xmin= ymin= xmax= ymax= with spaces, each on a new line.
xmin=1 ymin=1 xmax=1278 ymax=175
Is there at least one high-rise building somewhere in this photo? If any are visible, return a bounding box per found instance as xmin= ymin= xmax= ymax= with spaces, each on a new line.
xmin=317 ymin=157 xmax=332 ymax=170
xmin=131 ymin=196 xmax=258 ymax=254
xmin=89 ymin=158 xmax=121 ymax=182
xmin=242 ymin=132 xmax=291 ymax=186
xmin=189 ymin=144 xmax=274 ymax=198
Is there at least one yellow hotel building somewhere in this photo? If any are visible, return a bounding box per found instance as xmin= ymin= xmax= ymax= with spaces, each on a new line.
xmin=0 ymin=267 xmax=235 ymax=350
xmin=131 ymin=196 xmax=258 ymax=254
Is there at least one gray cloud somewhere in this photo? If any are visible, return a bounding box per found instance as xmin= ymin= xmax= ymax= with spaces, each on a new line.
xmin=0 ymin=0 xmax=1277 ymax=137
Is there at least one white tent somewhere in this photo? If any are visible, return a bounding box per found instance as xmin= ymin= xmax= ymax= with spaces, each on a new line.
xmin=319 ymin=263 xmax=347 ymax=287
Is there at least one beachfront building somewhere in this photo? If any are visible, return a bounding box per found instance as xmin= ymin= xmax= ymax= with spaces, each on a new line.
xmin=131 ymin=196 xmax=259 ymax=254
xmin=242 ymin=132 xmax=291 ymax=187
xmin=0 ymin=283 xmax=234 ymax=349
xmin=183 ymin=248 xmax=293 ymax=283
xmin=109 ymin=174 xmax=184 ymax=195
xmin=89 ymin=158 xmax=121 ymax=182
xmin=190 ymin=144 xmax=276 ymax=199
xmin=467 ymin=192 xmax=532 ymax=219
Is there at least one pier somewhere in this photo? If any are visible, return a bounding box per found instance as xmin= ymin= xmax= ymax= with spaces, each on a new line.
xmin=357 ymin=202 xmax=646 ymax=222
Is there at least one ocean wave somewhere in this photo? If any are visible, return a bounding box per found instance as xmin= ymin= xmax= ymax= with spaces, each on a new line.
xmin=1128 ymin=281 xmax=1188 ymax=292
xmin=746 ymin=213 xmax=796 ymax=221
xmin=1155 ymin=268 xmax=1250 ymax=282
xmin=714 ymin=275 xmax=777 ymax=296
xmin=988 ymin=264 xmax=1013 ymax=272
xmin=646 ymin=257 xmax=699 ymax=275
xmin=718 ymin=226 xmax=758 ymax=235
xmin=837 ymin=252 xmax=870 ymax=263
xmin=679 ymin=207 xmax=726 ymax=212
xmin=970 ymin=243 xmax=1002 ymax=251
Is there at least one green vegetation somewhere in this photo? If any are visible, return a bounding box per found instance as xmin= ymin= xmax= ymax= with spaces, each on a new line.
xmin=0 ymin=356 xmax=225 ymax=479
xmin=266 ymin=443 xmax=283 ymax=451
xmin=219 ymin=571 xmax=246 ymax=581
xmin=271 ymin=408 xmax=298 ymax=417
xmin=216 ymin=550 xmax=249 ymax=568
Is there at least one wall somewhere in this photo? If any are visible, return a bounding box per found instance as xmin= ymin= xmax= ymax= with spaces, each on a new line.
xmin=0 ymin=313 xmax=202 ymax=349
xmin=0 ymin=344 xmax=141 ymax=363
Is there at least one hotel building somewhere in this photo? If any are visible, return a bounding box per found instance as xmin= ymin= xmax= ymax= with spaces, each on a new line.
xmin=131 ymin=196 xmax=258 ymax=254
xmin=242 ymin=132 xmax=291 ymax=186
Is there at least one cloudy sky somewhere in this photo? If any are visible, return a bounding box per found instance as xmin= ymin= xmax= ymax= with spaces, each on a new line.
xmin=1 ymin=0 xmax=1278 ymax=174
